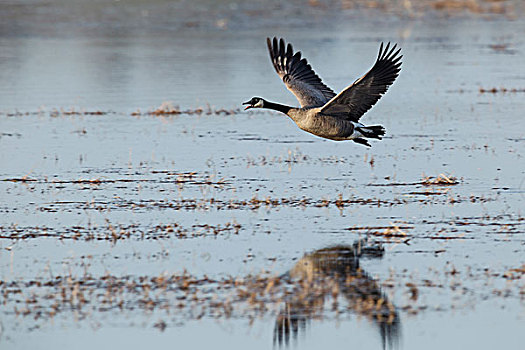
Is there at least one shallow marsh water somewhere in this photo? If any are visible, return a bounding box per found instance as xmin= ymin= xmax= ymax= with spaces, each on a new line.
xmin=0 ymin=2 xmax=524 ymax=349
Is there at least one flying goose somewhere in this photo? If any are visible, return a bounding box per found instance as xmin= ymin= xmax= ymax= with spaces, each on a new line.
xmin=243 ymin=37 xmax=402 ymax=147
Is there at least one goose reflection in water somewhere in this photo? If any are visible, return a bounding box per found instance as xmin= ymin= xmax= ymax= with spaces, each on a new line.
xmin=273 ymin=240 xmax=400 ymax=349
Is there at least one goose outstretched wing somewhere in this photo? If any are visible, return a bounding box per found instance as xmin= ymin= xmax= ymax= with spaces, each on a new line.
xmin=320 ymin=43 xmax=402 ymax=122
xmin=267 ymin=37 xmax=336 ymax=108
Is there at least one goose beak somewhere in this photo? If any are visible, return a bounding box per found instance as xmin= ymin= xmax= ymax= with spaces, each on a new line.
xmin=242 ymin=101 xmax=252 ymax=110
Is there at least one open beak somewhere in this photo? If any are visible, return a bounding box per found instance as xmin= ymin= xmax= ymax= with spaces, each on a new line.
xmin=242 ymin=101 xmax=253 ymax=110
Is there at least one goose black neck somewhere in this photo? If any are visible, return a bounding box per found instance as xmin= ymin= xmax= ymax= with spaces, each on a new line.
xmin=264 ymin=101 xmax=293 ymax=114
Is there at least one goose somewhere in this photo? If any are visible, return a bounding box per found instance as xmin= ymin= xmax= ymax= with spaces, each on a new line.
xmin=243 ymin=37 xmax=402 ymax=147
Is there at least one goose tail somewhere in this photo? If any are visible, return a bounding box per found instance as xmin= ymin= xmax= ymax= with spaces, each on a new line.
xmin=352 ymin=124 xmax=386 ymax=147
xmin=355 ymin=125 xmax=385 ymax=140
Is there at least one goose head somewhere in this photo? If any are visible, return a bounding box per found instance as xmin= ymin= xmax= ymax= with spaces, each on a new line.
xmin=242 ymin=97 xmax=265 ymax=110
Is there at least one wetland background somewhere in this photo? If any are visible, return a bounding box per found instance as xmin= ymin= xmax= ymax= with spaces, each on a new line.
xmin=0 ymin=0 xmax=524 ymax=349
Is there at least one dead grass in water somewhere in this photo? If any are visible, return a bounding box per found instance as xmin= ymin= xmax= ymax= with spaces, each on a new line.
xmin=368 ymin=174 xmax=459 ymax=187
xmin=338 ymin=0 xmax=521 ymax=17
xmin=135 ymin=102 xmax=241 ymax=116
xmin=25 ymin=191 xmax=495 ymax=215
xmin=421 ymin=174 xmax=459 ymax=186
xmin=0 ymin=220 xmax=242 ymax=241
xmin=2 ymin=172 xmax=228 ymax=187
xmin=1 ymin=270 xmax=394 ymax=328
xmin=479 ymin=87 xmax=525 ymax=94
xmin=346 ymin=223 xmax=412 ymax=245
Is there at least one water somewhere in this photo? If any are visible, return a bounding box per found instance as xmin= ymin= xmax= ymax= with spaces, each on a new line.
xmin=1 ymin=2 xmax=524 ymax=349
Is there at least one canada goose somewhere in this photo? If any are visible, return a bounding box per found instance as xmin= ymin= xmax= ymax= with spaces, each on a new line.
xmin=243 ymin=37 xmax=402 ymax=147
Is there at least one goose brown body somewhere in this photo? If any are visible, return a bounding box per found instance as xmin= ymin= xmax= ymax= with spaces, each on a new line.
xmin=288 ymin=108 xmax=355 ymax=141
